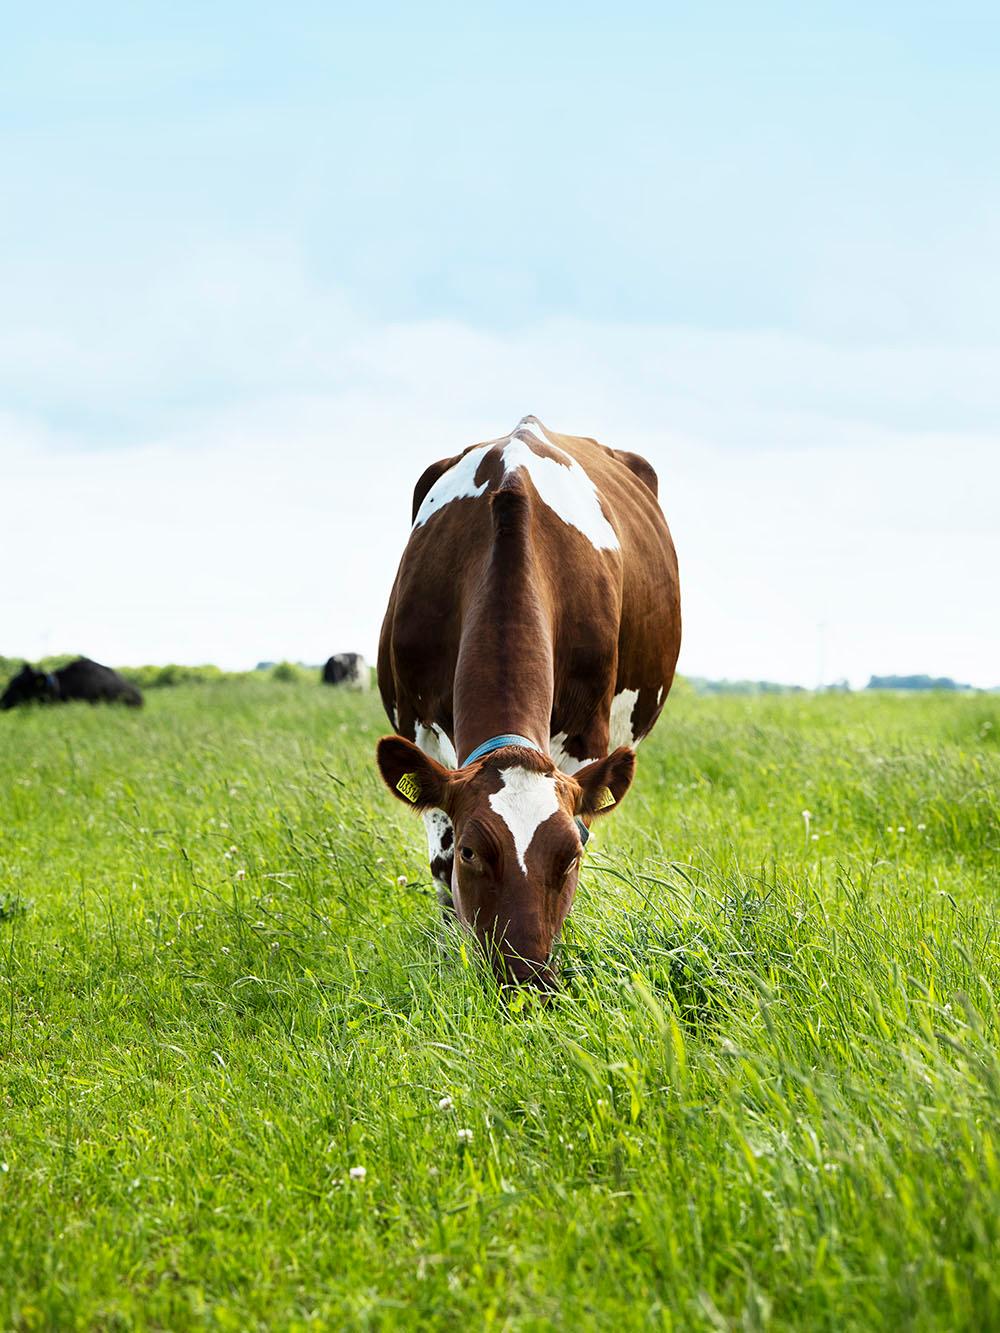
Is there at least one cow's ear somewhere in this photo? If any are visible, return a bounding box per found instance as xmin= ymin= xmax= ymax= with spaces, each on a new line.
xmin=376 ymin=736 xmax=452 ymax=811
xmin=574 ymin=746 xmax=636 ymax=818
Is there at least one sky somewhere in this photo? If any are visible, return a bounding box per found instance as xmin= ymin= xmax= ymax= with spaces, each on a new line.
xmin=2 ymin=2 xmax=998 ymax=687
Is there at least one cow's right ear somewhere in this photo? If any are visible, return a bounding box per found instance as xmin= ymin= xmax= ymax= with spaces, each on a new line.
xmin=376 ymin=736 xmax=452 ymax=811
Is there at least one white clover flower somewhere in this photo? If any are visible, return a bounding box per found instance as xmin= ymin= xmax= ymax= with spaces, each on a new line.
xmin=397 ymin=875 xmax=408 ymax=886
xmin=897 ymin=826 xmax=906 ymax=834
xmin=917 ymin=823 xmax=926 ymax=831
xmin=234 ymin=868 xmax=246 ymax=880
xmin=438 ymin=1095 xmax=453 ymax=1111
xmin=457 ymin=1128 xmax=473 ymax=1144
xmin=221 ymin=947 xmax=230 ymax=955
xmin=349 ymin=1165 xmax=367 ymax=1180
xmin=811 ymin=833 xmax=819 ymax=842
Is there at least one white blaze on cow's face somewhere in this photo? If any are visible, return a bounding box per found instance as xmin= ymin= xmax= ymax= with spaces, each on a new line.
xmin=487 ymin=766 xmax=561 ymax=874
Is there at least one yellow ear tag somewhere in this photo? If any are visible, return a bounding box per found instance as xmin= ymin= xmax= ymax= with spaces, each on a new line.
xmin=594 ymin=786 xmax=616 ymax=811
xmin=396 ymin=772 xmax=421 ymax=803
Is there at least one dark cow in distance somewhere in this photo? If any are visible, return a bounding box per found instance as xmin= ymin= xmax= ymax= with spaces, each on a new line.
xmin=322 ymin=653 xmax=369 ymax=689
xmin=0 ymin=658 xmax=143 ymax=710
xmin=376 ymin=415 xmax=681 ymax=992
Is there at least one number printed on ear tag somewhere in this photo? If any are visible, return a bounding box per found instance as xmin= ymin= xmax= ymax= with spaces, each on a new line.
xmin=595 ymin=786 xmax=616 ymax=811
xmin=396 ymin=772 xmax=421 ymax=803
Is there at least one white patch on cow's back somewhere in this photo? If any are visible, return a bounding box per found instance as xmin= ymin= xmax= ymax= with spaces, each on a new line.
xmin=609 ymin=688 xmax=640 ymax=748
xmin=500 ymin=434 xmax=620 ymax=551
xmin=413 ymin=444 xmax=493 ymax=529
xmin=488 ymin=766 xmax=560 ymax=874
xmin=549 ymin=732 xmax=599 ymax=775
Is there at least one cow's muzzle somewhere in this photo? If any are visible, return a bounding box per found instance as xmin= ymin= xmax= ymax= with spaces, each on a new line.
xmin=496 ymin=952 xmax=558 ymax=996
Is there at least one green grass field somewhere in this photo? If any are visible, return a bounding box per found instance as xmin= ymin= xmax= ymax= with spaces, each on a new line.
xmin=1 ymin=682 xmax=998 ymax=1331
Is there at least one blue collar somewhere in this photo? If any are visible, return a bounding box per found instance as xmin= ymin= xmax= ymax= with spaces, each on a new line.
xmin=460 ymin=733 xmax=542 ymax=768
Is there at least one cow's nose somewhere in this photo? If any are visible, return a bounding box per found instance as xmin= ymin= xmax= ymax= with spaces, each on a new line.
xmin=498 ymin=954 xmax=558 ymax=995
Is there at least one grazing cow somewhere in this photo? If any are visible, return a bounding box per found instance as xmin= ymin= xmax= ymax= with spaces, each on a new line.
xmin=376 ymin=416 xmax=680 ymax=990
xmin=322 ymin=653 xmax=370 ymax=689
xmin=0 ymin=658 xmax=143 ymax=710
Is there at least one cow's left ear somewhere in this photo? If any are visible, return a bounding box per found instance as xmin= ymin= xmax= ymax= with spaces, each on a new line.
xmin=574 ymin=746 xmax=636 ymax=818
xmin=376 ymin=735 xmax=453 ymax=811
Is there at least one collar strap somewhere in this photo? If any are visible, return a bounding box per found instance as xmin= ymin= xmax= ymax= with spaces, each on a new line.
xmin=460 ymin=733 xmax=543 ymax=768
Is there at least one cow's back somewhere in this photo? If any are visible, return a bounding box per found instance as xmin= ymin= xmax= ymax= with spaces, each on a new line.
xmin=59 ymin=658 xmax=143 ymax=707
xmin=379 ymin=419 xmax=679 ymax=756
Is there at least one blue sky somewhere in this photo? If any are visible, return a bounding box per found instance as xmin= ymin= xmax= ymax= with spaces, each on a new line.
xmin=2 ymin=4 xmax=998 ymax=684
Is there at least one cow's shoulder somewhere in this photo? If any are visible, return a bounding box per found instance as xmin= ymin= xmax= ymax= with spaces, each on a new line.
xmin=612 ymin=449 xmax=659 ymax=499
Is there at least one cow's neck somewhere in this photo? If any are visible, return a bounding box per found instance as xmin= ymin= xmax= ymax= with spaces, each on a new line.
xmin=451 ymin=489 xmax=553 ymax=763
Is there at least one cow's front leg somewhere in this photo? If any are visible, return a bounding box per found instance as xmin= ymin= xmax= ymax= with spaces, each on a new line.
xmin=413 ymin=722 xmax=458 ymax=920
xmin=423 ymin=808 xmax=456 ymax=918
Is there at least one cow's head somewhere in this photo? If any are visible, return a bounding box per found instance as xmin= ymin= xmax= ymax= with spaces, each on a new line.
xmin=0 ymin=663 xmax=48 ymax=711
xmin=376 ymin=739 xmax=635 ymax=991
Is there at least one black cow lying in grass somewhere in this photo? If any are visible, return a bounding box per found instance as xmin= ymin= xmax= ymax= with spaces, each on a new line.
xmin=0 ymin=658 xmax=143 ymax=710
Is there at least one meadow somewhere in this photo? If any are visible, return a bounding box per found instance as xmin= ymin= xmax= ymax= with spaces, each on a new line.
xmin=1 ymin=680 xmax=998 ymax=1331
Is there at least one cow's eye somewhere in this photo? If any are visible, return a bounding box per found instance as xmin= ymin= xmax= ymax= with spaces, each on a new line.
xmin=460 ymin=846 xmax=476 ymax=864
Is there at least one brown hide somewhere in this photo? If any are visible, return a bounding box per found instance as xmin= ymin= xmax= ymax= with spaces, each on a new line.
xmin=376 ymin=417 xmax=680 ymax=988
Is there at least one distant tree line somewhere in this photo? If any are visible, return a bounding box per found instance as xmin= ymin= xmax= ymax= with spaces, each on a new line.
xmin=865 ymin=674 xmax=974 ymax=692
xmin=684 ymin=677 xmax=806 ymax=696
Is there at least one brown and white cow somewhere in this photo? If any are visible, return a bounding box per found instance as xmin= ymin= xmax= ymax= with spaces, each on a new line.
xmin=376 ymin=416 xmax=680 ymax=990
